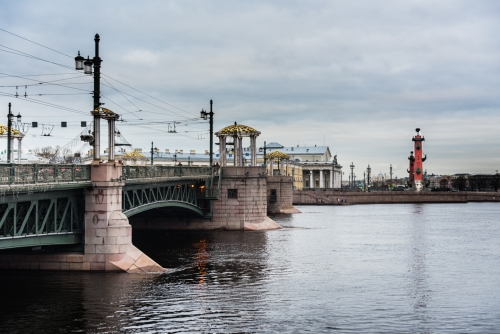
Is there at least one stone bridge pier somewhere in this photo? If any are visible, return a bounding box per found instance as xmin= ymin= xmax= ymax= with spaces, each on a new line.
xmin=84 ymin=163 xmax=164 ymax=273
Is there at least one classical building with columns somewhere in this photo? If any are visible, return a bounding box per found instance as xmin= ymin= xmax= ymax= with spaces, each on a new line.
xmin=258 ymin=142 xmax=342 ymax=190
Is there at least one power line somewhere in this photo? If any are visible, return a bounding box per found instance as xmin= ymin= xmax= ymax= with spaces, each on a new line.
xmin=0 ymin=46 xmax=74 ymax=70
xmin=0 ymin=28 xmax=73 ymax=58
xmin=100 ymin=81 xmax=195 ymax=119
xmin=101 ymin=78 xmax=142 ymax=119
xmin=0 ymin=72 xmax=78 ymax=78
xmin=0 ymin=91 xmax=88 ymax=115
xmin=0 ymin=72 xmax=92 ymax=92
xmin=101 ymin=73 xmax=198 ymax=117
xmin=0 ymin=74 xmax=90 ymax=87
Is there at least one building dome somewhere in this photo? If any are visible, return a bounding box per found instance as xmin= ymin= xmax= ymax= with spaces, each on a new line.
xmin=215 ymin=122 xmax=260 ymax=137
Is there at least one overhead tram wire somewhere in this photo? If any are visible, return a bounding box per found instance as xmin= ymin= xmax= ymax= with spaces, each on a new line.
xmin=100 ymin=78 xmax=142 ymax=120
xmin=101 ymin=73 xmax=198 ymax=117
xmin=100 ymin=94 xmax=143 ymax=120
xmin=1 ymin=30 xmax=201 ymax=122
xmin=0 ymin=72 xmax=79 ymax=78
xmin=100 ymin=82 xmax=196 ymax=120
xmin=2 ymin=44 xmax=198 ymax=120
xmin=0 ymin=91 xmax=88 ymax=115
xmin=0 ymin=46 xmax=74 ymax=70
xmin=0 ymin=74 xmax=91 ymax=87
xmin=0 ymin=72 xmax=93 ymax=92
xmin=0 ymin=28 xmax=73 ymax=58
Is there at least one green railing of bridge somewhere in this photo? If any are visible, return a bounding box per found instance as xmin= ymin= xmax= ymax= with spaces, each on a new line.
xmin=0 ymin=164 xmax=91 ymax=186
xmin=122 ymin=165 xmax=213 ymax=181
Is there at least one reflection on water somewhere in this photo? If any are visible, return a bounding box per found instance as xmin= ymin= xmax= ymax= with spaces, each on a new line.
xmin=407 ymin=204 xmax=431 ymax=332
xmin=194 ymin=238 xmax=209 ymax=286
xmin=1 ymin=203 xmax=500 ymax=333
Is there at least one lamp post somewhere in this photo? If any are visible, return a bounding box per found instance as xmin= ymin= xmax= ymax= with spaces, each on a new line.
xmin=367 ymin=164 xmax=371 ymax=191
xmin=75 ymin=34 xmax=103 ymax=162
xmin=150 ymin=142 xmax=158 ymax=166
xmin=200 ymin=100 xmax=214 ymax=166
xmin=350 ymin=162 xmax=355 ymax=190
xmin=259 ymin=141 xmax=267 ymax=172
xmin=331 ymin=160 xmax=336 ymax=191
xmin=6 ymin=103 xmax=22 ymax=164
xmin=364 ymin=171 xmax=366 ymax=191
xmin=390 ymin=164 xmax=393 ymax=190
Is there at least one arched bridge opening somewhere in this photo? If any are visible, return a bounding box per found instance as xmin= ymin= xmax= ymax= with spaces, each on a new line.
xmin=122 ymin=180 xmax=210 ymax=218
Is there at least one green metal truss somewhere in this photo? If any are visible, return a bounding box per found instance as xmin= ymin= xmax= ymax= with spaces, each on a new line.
xmin=122 ymin=181 xmax=206 ymax=217
xmin=0 ymin=189 xmax=85 ymax=250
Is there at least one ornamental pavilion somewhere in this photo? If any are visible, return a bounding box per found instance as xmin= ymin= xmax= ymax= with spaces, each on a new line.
xmin=266 ymin=150 xmax=290 ymax=176
xmin=0 ymin=124 xmax=24 ymax=163
xmin=215 ymin=122 xmax=261 ymax=166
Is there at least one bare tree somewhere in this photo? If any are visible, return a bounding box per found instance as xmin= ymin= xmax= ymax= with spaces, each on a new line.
xmin=33 ymin=146 xmax=81 ymax=164
xmin=452 ymin=176 xmax=467 ymax=191
xmin=491 ymin=174 xmax=500 ymax=192
xmin=439 ymin=178 xmax=449 ymax=190
xmin=33 ymin=146 xmax=61 ymax=163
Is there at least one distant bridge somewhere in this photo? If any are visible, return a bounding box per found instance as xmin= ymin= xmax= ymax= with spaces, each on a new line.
xmin=0 ymin=164 xmax=219 ymax=250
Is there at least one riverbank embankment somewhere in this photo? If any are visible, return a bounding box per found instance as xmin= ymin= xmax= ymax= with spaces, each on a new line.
xmin=293 ymin=190 xmax=500 ymax=205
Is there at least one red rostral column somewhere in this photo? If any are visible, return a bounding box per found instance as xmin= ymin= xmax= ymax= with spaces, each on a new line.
xmin=412 ymin=128 xmax=427 ymax=191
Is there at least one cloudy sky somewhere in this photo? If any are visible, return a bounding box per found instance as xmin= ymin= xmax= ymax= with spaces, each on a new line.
xmin=1 ymin=0 xmax=499 ymax=176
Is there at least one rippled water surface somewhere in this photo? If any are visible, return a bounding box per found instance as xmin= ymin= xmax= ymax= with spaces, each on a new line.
xmin=1 ymin=203 xmax=500 ymax=333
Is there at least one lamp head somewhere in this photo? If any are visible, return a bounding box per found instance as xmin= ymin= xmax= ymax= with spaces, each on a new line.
xmin=84 ymin=56 xmax=93 ymax=75
xmin=75 ymin=51 xmax=84 ymax=70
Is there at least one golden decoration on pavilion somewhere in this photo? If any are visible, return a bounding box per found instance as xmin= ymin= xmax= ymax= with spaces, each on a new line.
xmin=216 ymin=122 xmax=259 ymax=136
xmin=266 ymin=150 xmax=289 ymax=159
xmin=0 ymin=124 xmax=21 ymax=136
xmin=123 ymin=150 xmax=145 ymax=158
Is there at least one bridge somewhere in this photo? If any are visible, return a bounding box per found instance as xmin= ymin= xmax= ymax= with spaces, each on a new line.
xmin=0 ymin=163 xmax=218 ymax=250
xmin=0 ymin=162 xmax=290 ymax=273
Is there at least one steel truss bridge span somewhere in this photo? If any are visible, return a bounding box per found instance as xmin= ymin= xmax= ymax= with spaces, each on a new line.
xmin=0 ymin=164 xmax=219 ymax=250
xmin=122 ymin=181 xmax=207 ymax=218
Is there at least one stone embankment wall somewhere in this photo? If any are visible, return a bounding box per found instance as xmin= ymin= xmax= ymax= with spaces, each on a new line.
xmin=267 ymin=176 xmax=301 ymax=214
xmin=131 ymin=166 xmax=281 ymax=231
xmin=293 ymin=190 xmax=500 ymax=205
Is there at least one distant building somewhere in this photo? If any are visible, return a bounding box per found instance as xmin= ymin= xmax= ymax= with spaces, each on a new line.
xmin=256 ymin=142 xmax=342 ymax=190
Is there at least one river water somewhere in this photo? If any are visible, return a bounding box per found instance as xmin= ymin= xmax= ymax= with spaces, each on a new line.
xmin=1 ymin=203 xmax=500 ymax=333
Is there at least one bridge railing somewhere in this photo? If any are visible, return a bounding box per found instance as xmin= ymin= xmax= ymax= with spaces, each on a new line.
xmin=205 ymin=168 xmax=221 ymax=199
xmin=0 ymin=164 xmax=91 ymax=186
xmin=122 ymin=165 xmax=213 ymax=181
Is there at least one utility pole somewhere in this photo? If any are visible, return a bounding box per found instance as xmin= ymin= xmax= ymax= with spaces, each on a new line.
xmin=350 ymin=162 xmax=355 ymax=190
xmin=209 ymin=100 xmax=214 ymax=166
xmin=364 ymin=171 xmax=366 ymax=191
xmin=200 ymin=100 xmax=214 ymax=166
xmin=150 ymin=142 xmax=157 ymax=166
xmin=390 ymin=164 xmax=393 ymax=190
xmin=75 ymin=34 xmax=103 ymax=162
xmin=151 ymin=142 xmax=154 ymax=166
xmin=263 ymin=141 xmax=267 ymax=171
xmin=7 ymin=103 xmax=12 ymax=163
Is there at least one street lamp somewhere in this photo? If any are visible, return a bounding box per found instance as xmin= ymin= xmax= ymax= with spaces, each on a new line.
xmin=367 ymin=164 xmax=371 ymax=191
xmin=364 ymin=171 xmax=366 ymax=192
xmin=75 ymin=34 xmax=103 ymax=162
xmin=350 ymin=162 xmax=355 ymax=190
xmin=200 ymin=100 xmax=214 ymax=166
xmin=259 ymin=141 xmax=267 ymax=169
xmin=331 ymin=159 xmax=336 ymax=191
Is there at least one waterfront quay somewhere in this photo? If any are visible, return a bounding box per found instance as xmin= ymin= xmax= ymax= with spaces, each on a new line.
xmin=293 ymin=189 xmax=500 ymax=205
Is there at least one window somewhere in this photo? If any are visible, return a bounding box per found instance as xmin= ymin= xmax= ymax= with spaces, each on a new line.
xmin=228 ymin=189 xmax=238 ymax=198
xmin=270 ymin=189 xmax=277 ymax=202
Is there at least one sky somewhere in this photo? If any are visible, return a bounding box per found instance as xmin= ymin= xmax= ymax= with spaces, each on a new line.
xmin=0 ymin=0 xmax=499 ymax=176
